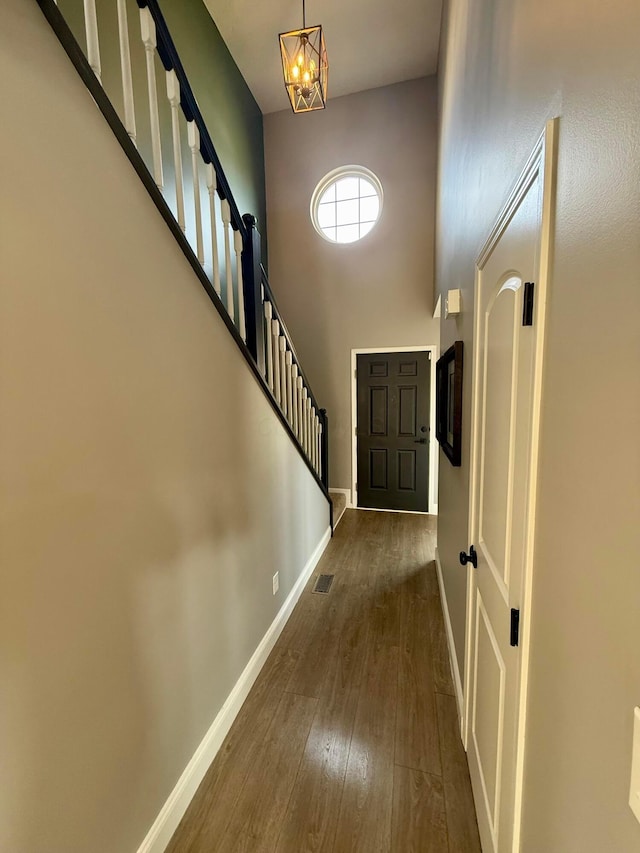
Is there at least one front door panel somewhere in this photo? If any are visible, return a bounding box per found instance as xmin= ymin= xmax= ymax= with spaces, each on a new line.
xmin=356 ymin=352 xmax=430 ymax=511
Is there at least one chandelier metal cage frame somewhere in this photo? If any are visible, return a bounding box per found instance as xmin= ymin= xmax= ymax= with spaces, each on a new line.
xmin=279 ymin=0 xmax=328 ymax=113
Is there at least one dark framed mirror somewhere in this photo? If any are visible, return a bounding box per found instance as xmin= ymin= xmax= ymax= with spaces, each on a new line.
xmin=436 ymin=341 xmax=463 ymax=466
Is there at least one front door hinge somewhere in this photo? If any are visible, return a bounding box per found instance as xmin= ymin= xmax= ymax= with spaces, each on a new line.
xmin=522 ymin=282 xmax=535 ymax=326
xmin=355 ymin=481 xmax=358 ymax=492
xmin=510 ymin=608 xmax=520 ymax=647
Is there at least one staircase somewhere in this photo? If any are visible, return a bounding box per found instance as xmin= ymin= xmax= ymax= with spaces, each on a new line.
xmin=37 ymin=0 xmax=331 ymax=516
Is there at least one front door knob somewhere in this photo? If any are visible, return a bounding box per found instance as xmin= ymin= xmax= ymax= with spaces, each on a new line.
xmin=459 ymin=545 xmax=478 ymax=569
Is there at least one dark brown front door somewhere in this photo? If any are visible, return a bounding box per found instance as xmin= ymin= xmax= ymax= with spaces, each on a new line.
xmin=356 ymin=351 xmax=430 ymax=512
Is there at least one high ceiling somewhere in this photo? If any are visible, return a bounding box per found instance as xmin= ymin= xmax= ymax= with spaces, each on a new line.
xmin=203 ymin=0 xmax=443 ymax=115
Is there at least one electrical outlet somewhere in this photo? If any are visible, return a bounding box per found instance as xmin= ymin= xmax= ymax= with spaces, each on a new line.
xmin=272 ymin=572 xmax=279 ymax=595
xmin=629 ymin=707 xmax=640 ymax=824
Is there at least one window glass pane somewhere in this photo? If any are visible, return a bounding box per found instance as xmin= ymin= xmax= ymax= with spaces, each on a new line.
xmin=320 ymin=183 xmax=336 ymax=204
xmin=359 ymin=221 xmax=375 ymax=238
xmin=322 ymin=226 xmax=337 ymax=242
xmin=336 ymin=198 xmax=359 ymax=226
xmin=360 ymin=195 xmax=380 ymax=222
xmin=317 ymin=202 xmax=336 ymax=228
xmin=359 ymin=178 xmax=377 ymax=197
xmin=336 ymin=176 xmax=360 ymax=200
xmin=336 ymin=224 xmax=360 ymax=243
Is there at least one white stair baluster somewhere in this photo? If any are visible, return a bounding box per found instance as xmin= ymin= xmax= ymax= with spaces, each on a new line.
xmin=306 ymin=396 xmax=313 ymax=460
xmin=221 ymin=199 xmax=234 ymax=321
xmin=316 ymin=415 xmax=321 ymax=474
xmin=279 ymin=338 xmax=287 ymax=416
xmin=264 ymin=302 xmax=274 ymax=391
xmin=272 ymin=320 xmax=281 ymax=406
xmin=287 ymin=350 xmax=296 ymax=432
xmin=261 ymin=286 xmax=269 ymax=379
xmin=311 ymin=408 xmax=317 ymax=470
xmin=302 ymin=391 xmax=308 ymax=455
xmin=234 ymin=230 xmax=246 ymax=341
xmin=187 ymin=122 xmax=204 ymax=263
xmin=166 ymin=70 xmax=185 ymax=232
xmin=205 ymin=165 xmax=221 ymax=296
xmin=116 ymin=0 xmax=136 ymax=143
xmin=291 ymin=364 xmax=299 ymax=437
xmin=285 ymin=353 xmax=294 ymax=427
xmin=302 ymin=388 xmax=309 ymax=455
xmin=306 ymin=397 xmax=313 ymax=462
xmin=83 ymin=0 xmax=102 ymax=83
xmin=140 ymin=9 xmax=163 ymax=187
xmin=318 ymin=420 xmax=323 ymax=478
xmin=296 ymin=376 xmax=304 ymax=443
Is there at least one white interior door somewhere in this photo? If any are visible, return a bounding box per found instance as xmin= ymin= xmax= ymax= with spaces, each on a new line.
xmin=464 ymin=123 xmax=557 ymax=852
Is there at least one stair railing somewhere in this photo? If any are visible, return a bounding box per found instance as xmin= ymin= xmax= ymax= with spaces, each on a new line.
xmin=37 ymin=0 xmax=330 ymax=497
xmin=259 ymin=263 xmax=329 ymax=485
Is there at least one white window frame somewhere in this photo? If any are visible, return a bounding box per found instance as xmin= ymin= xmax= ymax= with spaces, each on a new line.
xmin=310 ymin=165 xmax=383 ymax=244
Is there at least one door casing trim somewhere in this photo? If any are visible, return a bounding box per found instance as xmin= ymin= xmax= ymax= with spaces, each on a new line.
xmin=350 ymin=345 xmax=439 ymax=513
xmin=462 ymin=118 xmax=558 ymax=852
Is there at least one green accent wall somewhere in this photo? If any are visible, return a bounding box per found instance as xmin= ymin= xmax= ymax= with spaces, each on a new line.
xmin=162 ymin=0 xmax=267 ymax=262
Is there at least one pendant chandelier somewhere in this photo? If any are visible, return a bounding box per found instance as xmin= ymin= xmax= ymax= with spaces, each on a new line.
xmin=279 ymin=0 xmax=328 ymax=113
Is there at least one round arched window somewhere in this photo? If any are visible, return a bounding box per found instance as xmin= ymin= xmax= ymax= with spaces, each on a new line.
xmin=310 ymin=166 xmax=383 ymax=244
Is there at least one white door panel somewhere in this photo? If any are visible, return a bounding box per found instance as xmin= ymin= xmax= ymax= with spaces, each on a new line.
xmin=479 ymin=284 xmax=520 ymax=597
xmin=463 ymin=122 xmax=557 ymax=852
xmin=471 ymin=591 xmax=506 ymax=849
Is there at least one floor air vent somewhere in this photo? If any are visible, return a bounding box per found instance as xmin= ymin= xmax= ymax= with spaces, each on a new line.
xmin=312 ymin=574 xmax=335 ymax=595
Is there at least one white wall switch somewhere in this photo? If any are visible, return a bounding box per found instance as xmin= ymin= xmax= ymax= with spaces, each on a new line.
xmin=629 ymin=707 xmax=640 ymax=824
xmin=272 ymin=571 xmax=279 ymax=595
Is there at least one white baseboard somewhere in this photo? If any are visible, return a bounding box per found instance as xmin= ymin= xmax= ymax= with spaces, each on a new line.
xmin=136 ymin=526 xmax=332 ymax=853
xmin=328 ymin=487 xmax=352 ymax=507
xmin=435 ymin=546 xmax=464 ymax=725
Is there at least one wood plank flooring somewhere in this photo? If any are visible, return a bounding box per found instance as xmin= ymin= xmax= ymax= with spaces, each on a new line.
xmin=166 ymin=510 xmax=481 ymax=853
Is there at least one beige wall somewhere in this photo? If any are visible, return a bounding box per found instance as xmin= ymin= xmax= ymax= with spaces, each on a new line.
xmin=264 ymin=78 xmax=439 ymax=491
xmin=437 ymin=0 xmax=640 ymax=849
xmin=1 ymin=3 xmax=329 ymax=851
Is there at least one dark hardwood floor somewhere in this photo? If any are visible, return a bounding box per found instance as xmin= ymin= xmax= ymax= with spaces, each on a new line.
xmin=166 ymin=510 xmax=481 ymax=853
